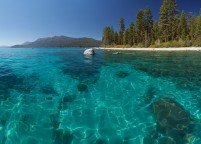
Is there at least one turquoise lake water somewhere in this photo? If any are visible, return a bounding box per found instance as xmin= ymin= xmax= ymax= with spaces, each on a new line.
xmin=0 ymin=48 xmax=201 ymax=144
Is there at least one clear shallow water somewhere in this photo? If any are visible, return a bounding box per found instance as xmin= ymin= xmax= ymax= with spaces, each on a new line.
xmin=0 ymin=48 xmax=201 ymax=144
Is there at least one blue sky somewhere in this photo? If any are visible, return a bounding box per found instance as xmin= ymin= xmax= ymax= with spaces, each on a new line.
xmin=0 ymin=0 xmax=200 ymax=46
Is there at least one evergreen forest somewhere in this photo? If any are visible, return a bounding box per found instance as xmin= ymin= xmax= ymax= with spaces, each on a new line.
xmin=102 ymin=0 xmax=201 ymax=47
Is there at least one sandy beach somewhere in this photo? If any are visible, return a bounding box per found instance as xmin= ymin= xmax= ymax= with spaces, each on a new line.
xmin=96 ymin=47 xmax=201 ymax=51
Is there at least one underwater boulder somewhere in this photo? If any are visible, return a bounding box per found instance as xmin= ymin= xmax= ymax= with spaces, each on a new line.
xmin=62 ymin=63 xmax=100 ymax=85
xmin=77 ymin=83 xmax=88 ymax=92
xmin=55 ymin=129 xmax=73 ymax=144
xmin=0 ymin=72 xmax=25 ymax=101
xmin=50 ymin=114 xmax=60 ymax=130
xmin=0 ymin=90 xmax=10 ymax=101
xmin=158 ymin=136 xmax=175 ymax=144
xmin=58 ymin=93 xmax=76 ymax=111
xmin=46 ymin=96 xmax=53 ymax=101
xmin=90 ymin=138 xmax=109 ymax=144
xmin=143 ymin=137 xmax=155 ymax=144
xmin=41 ymin=85 xmax=57 ymax=95
xmin=62 ymin=93 xmax=76 ymax=103
xmin=151 ymin=98 xmax=194 ymax=143
xmin=143 ymin=87 xmax=157 ymax=105
xmin=116 ymin=71 xmax=129 ymax=78
xmin=62 ymin=49 xmax=102 ymax=85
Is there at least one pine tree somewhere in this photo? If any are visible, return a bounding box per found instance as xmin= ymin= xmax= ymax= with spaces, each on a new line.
xmin=159 ymin=0 xmax=178 ymax=42
xmin=124 ymin=28 xmax=129 ymax=45
xmin=152 ymin=21 xmax=160 ymax=43
xmin=193 ymin=10 xmax=201 ymax=46
xmin=136 ymin=10 xmax=145 ymax=44
xmin=188 ymin=12 xmax=197 ymax=40
xmin=128 ymin=22 xmax=135 ymax=46
xmin=133 ymin=25 xmax=137 ymax=46
xmin=119 ymin=17 xmax=125 ymax=45
xmin=110 ymin=27 xmax=115 ymax=45
xmin=169 ymin=0 xmax=178 ymax=16
xmin=159 ymin=0 xmax=169 ymax=42
xmin=102 ymin=26 xmax=113 ymax=45
xmin=169 ymin=0 xmax=178 ymax=41
xmin=195 ymin=10 xmax=201 ymax=38
xmin=144 ymin=7 xmax=153 ymax=46
xmin=102 ymin=27 xmax=107 ymax=45
xmin=114 ymin=32 xmax=119 ymax=45
xmin=179 ymin=11 xmax=188 ymax=40
xmin=172 ymin=14 xmax=179 ymax=40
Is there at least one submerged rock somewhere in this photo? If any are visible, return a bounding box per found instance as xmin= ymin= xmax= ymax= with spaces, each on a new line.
xmin=62 ymin=60 xmax=100 ymax=85
xmin=77 ymin=83 xmax=88 ymax=92
xmin=0 ymin=91 xmax=10 ymax=101
xmin=62 ymin=93 xmax=76 ymax=103
xmin=55 ymin=129 xmax=73 ymax=144
xmin=62 ymin=48 xmax=102 ymax=85
xmin=50 ymin=114 xmax=60 ymax=130
xmin=158 ymin=136 xmax=175 ymax=144
xmin=63 ymin=67 xmax=100 ymax=85
xmin=150 ymin=98 xmax=195 ymax=143
xmin=95 ymin=139 xmax=105 ymax=144
xmin=41 ymin=85 xmax=57 ymax=95
xmin=133 ymin=52 xmax=201 ymax=91
xmin=0 ymin=119 xmax=7 ymax=127
xmin=84 ymin=48 xmax=95 ymax=55
xmin=143 ymin=87 xmax=157 ymax=105
xmin=143 ymin=137 xmax=155 ymax=144
xmin=0 ymin=71 xmax=24 ymax=100
xmin=116 ymin=71 xmax=129 ymax=78
xmin=1 ymin=136 xmax=7 ymax=144
xmin=57 ymin=93 xmax=76 ymax=111
xmin=46 ymin=96 xmax=53 ymax=101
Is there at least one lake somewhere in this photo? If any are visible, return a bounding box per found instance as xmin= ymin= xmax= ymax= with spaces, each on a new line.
xmin=0 ymin=48 xmax=201 ymax=143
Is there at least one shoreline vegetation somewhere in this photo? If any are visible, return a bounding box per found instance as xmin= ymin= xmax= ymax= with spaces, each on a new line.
xmin=102 ymin=0 xmax=201 ymax=48
xmin=96 ymin=47 xmax=201 ymax=51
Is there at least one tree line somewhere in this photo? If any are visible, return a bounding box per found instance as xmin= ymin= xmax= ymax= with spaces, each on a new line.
xmin=102 ymin=0 xmax=201 ymax=47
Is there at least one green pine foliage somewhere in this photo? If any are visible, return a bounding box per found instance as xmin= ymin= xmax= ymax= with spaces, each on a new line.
xmin=159 ymin=0 xmax=170 ymax=42
xmin=119 ymin=17 xmax=125 ymax=45
xmin=128 ymin=22 xmax=135 ymax=46
xmin=195 ymin=11 xmax=201 ymax=38
xmin=123 ymin=28 xmax=129 ymax=45
xmin=159 ymin=0 xmax=178 ymax=42
xmin=152 ymin=21 xmax=160 ymax=45
xmin=102 ymin=0 xmax=201 ymax=47
xmin=193 ymin=10 xmax=201 ymax=46
xmin=179 ymin=11 xmax=188 ymax=40
xmin=188 ymin=13 xmax=197 ymax=40
xmin=114 ymin=32 xmax=119 ymax=45
xmin=172 ymin=14 xmax=179 ymax=40
xmin=102 ymin=26 xmax=114 ymax=46
xmin=144 ymin=7 xmax=153 ymax=47
xmin=136 ymin=10 xmax=145 ymax=44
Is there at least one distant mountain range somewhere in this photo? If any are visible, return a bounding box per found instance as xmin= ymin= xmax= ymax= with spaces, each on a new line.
xmin=11 ymin=36 xmax=101 ymax=48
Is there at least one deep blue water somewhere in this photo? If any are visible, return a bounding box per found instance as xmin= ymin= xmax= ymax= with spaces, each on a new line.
xmin=0 ymin=48 xmax=201 ymax=144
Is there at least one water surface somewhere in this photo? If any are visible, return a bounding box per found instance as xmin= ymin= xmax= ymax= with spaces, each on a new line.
xmin=0 ymin=48 xmax=201 ymax=144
